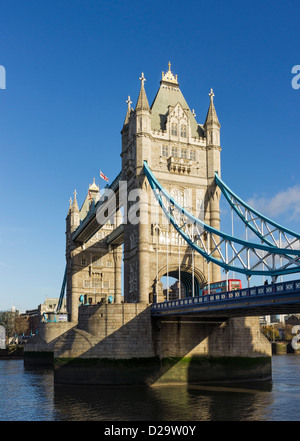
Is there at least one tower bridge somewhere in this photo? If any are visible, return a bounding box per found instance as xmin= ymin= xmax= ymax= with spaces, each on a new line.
xmin=25 ymin=64 xmax=300 ymax=385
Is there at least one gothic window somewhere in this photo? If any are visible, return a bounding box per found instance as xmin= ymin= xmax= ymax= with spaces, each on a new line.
xmin=81 ymin=258 xmax=87 ymax=266
xmin=171 ymin=146 xmax=178 ymax=157
xmin=171 ymin=188 xmax=190 ymax=210
xmin=171 ymin=123 xmax=178 ymax=137
xmin=181 ymin=149 xmax=187 ymax=159
xmin=190 ymin=150 xmax=196 ymax=161
xmin=180 ymin=125 xmax=187 ymax=138
xmin=162 ymin=145 xmax=169 ymax=157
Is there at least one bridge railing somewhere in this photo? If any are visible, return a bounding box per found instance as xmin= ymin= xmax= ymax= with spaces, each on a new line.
xmin=151 ymin=279 xmax=300 ymax=313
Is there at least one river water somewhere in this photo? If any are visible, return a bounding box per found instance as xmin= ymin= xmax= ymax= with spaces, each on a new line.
xmin=0 ymin=355 xmax=299 ymax=421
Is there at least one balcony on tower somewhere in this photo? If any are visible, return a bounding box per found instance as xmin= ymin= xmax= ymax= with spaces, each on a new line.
xmin=167 ymin=155 xmax=192 ymax=174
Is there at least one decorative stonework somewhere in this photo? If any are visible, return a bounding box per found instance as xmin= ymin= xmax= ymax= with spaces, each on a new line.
xmin=161 ymin=62 xmax=178 ymax=85
xmin=167 ymin=156 xmax=192 ymax=174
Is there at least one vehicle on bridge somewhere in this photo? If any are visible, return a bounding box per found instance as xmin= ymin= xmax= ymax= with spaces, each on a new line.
xmin=201 ymin=279 xmax=242 ymax=295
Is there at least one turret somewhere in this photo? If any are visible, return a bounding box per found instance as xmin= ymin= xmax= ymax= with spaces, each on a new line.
xmin=135 ymin=72 xmax=151 ymax=170
xmin=70 ymin=190 xmax=80 ymax=232
xmin=205 ymin=89 xmax=221 ymax=282
xmin=121 ymin=96 xmax=132 ymax=147
xmin=204 ymin=89 xmax=221 ymax=178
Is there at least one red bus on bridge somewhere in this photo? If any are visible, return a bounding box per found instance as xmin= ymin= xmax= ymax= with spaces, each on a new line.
xmin=201 ymin=279 xmax=242 ymax=295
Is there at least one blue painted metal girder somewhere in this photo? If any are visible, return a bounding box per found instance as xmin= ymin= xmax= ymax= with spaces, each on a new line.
xmin=143 ymin=161 xmax=300 ymax=277
xmin=55 ymin=266 xmax=67 ymax=313
xmin=214 ymin=172 xmax=300 ymax=243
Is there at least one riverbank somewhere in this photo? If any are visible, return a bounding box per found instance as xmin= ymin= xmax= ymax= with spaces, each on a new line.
xmin=1 ymin=343 xmax=298 ymax=359
xmin=272 ymin=341 xmax=300 ymax=355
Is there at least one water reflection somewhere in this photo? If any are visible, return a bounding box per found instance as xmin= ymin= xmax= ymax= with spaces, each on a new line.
xmin=1 ymin=356 xmax=300 ymax=421
xmin=53 ymin=380 xmax=274 ymax=421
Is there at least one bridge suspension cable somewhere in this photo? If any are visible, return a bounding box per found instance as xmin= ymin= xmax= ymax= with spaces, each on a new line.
xmin=143 ymin=161 xmax=300 ymax=278
xmin=215 ymin=172 xmax=300 ymax=250
xmin=55 ymin=266 xmax=67 ymax=313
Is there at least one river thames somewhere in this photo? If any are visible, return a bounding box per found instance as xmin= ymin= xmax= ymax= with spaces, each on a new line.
xmin=0 ymin=355 xmax=299 ymax=421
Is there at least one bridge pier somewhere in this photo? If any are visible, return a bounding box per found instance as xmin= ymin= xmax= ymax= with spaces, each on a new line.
xmin=24 ymin=303 xmax=271 ymax=385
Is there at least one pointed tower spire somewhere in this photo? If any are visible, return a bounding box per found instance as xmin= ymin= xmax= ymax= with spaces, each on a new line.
xmin=70 ymin=189 xmax=80 ymax=231
xmin=67 ymin=197 xmax=72 ymax=215
xmin=205 ymin=88 xmax=221 ymax=180
xmin=135 ymin=73 xmax=150 ymax=111
xmin=204 ymin=89 xmax=220 ymax=128
xmin=124 ymin=96 xmax=132 ymax=124
xmin=71 ymin=189 xmax=79 ymax=212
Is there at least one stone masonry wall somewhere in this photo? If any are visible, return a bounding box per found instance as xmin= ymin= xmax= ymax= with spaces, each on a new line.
xmin=157 ymin=316 xmax=271 ymax=358
xmin=53 ymin=303 xmax=155 ymax=360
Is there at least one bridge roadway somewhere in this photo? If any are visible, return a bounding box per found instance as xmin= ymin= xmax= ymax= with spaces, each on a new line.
xmin=151 ymin=279 xmax=300 ymax=319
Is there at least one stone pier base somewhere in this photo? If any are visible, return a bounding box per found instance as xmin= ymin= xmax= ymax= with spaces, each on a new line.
xmin=24 ymin=303 xmax=272 ymax=384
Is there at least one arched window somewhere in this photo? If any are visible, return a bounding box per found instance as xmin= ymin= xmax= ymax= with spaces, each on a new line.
xmin=180 ymin=124 xmax=187 ymax=138
xmin=171 ymin=188 xmax=190 ymax=209
xmin=171 ymin=123 xmax=178 ymax=136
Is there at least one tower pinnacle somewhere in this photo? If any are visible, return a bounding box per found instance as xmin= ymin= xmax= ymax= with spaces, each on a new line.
xmin=123 ymin=96 xmax=132 ymax=125
xmin=204 ymin=88 xmax=220 ymax=128
xmin=161 ymin=62 xmax=179 ymax=85
xmin=71 ymin=189 xmax=79 ymax=212
xmin=136 ymin=72 xmax=150 ymax=111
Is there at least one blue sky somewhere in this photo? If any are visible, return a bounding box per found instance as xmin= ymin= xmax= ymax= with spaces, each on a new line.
xmin=0 ymin=0 xmax=299 ymax=311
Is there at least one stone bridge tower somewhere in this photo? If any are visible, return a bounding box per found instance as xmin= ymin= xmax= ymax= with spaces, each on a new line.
xmin=121 ymin=64 xmax=221 ymax=304
xmin=25 ymin=64 xmax=272 ymax=386
xmin=65 ymin=180 xmax=122 ymax=322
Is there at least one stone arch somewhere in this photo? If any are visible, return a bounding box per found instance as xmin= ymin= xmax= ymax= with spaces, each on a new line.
xmin=157 ymin=263 xmax=206 ymax=298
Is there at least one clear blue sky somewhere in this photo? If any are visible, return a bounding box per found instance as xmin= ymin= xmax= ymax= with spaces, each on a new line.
xmin=0 ymin=0 xmax=299 ymax=311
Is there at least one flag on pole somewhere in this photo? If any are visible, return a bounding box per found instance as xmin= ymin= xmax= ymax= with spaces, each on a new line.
xmin=100 ymin=170 xmax=109 ymax=182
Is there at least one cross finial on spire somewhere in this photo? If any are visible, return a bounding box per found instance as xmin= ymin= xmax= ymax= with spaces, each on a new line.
xmin=73 ymin=189 xmax=77 ymax=199
xmin=126 ymin=96 xmax=132 ymax=108
xmin=139 ymin=72 xmax=146 ymax=85
xmin=168 ymin=61 xmax=171 ymax=71
xmin=209 ymin=88 xmax=215 ymax=101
